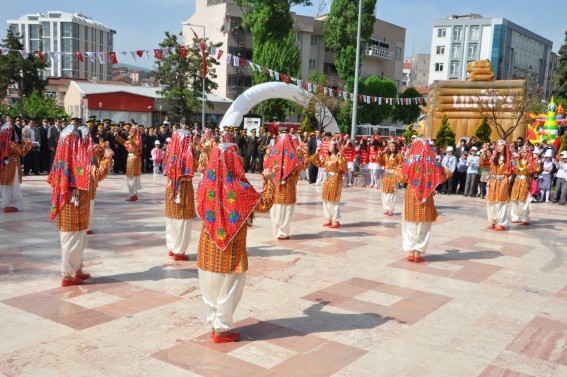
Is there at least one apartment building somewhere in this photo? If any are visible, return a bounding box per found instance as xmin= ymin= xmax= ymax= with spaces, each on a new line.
xmin=7 ymin=11 xmax=116 ymax=81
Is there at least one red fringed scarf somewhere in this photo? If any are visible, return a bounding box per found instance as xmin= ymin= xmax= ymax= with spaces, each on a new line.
xmin=165 ymin=130 xmax=194 ymax=200
xmin=263 ymin=134 xmax=302 ymax=183
xmin=401 ymin=138 xmax=445 ymax=203
xmin=196 ymin=143 xmax=260 ymax=251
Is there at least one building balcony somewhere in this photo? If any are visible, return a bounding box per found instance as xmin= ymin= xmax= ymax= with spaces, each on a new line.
xmin=365 ymin=46 xmax=394 ymax=60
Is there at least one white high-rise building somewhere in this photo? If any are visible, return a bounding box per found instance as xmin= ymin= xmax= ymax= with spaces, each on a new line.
xmin=7 ymin=11 xmax=115 ymax=81
xmin=428 ymin=14 xmax=552 ymax=88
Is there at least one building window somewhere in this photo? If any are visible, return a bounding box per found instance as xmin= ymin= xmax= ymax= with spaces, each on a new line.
xmin=61 ymin=22 xmax=72 ymax=38
xmin=29 ymin=24 xmax=40 ymax=39
xmin=309 ymin=59 xmax=317 ymax=70
xmin=453 ymin=26 xmax=462 ymax=41
xmin=469 ymin=26 xmax=479 ymax=41
xmin=310 ymin=35 xmax=318 ymax=45
xmin=324 ymin=63 xmax=337 ymax=74
xmin=437 ymin=28 xmax=447 ymax=37
xmin=435 ymin=63 xmax=444 ymax=72
xmin=450 ymin=61 xmax=460 ymax=76
xmin=396 ymin=47 xmax=402 ymax=60
xmin=451 ymin=44 xmax=461 ymax=59
xmin=436 ymin=45 xmax=445 ymax=55
xmin=468 ymin=43 xmax=478 ymax=59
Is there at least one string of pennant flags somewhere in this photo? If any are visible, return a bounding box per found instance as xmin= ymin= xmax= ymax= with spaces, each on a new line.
xmin=0 ymin=44 xmax=426 ymax=106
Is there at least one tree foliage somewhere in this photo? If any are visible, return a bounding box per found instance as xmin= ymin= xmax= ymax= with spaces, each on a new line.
xmin=0 ymin=27 xmax=49 ymax=116
xmin=474 ymin=117 xmax=492 ymax=145
xmin=154 ymin=32 xmax=220 ymax=124
xmin=0 ymin=91 xmax=66 ymax=120
xmin=435 ymin=114 xmax=456 ymax=149
xmin=402 ymin=123 xmax=418 ymax=144
xmin=323 ymin=0 xmax=376 ymax=81
xmin=392 ymin=87 xmax=423 ymax=125
xmin=236 ymin=0 xmax=309 ymax=121
xmin=357 ymin=76 xmax=397 ymax=125
xmin=552 ymin=29 xmax=567 ymax=99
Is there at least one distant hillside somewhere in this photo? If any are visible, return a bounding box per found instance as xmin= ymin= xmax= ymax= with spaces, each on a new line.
xmin=113 ymin=63 xmax=153 ymax=72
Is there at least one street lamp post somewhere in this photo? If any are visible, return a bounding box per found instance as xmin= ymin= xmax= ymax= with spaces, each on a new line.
xmin=185 ymin=23 xmax=206 ymax=130
xmin=350 ymin=0 xmax=363 ymax=141
xmin=98 ymin=101 xmax=102 ymax=120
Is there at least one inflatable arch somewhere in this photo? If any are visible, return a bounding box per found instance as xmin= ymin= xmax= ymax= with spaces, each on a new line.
xmin=219 ymin=82 xmax=340 ymax=134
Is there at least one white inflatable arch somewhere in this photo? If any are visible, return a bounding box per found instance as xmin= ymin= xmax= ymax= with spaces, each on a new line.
xmin=219 ymin=82 xmax=340 ymax=134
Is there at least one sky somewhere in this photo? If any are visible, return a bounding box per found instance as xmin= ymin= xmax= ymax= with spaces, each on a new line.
xmin=0 ymin=0 xmax=565 ymax=71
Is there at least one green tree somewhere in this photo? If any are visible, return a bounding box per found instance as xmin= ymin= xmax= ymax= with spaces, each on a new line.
xmin=154 ymin=31 xmax=220 ymax=124
xmin=435 ymin=114 xmax=456 ymax=149
xmin=0 ymin=92 xmax=66 ymax=120
xmin=402 ymin=123 xmax=418 ymax=144
xmin=552 ymin=30 xmax=567 ymax=98
xmin=357 ymin=76 xmax=397 ymax=125
xmin=475 ymin=117 xmax=492 ymax=145
xmin=236 ymin=0 xmax=309 ymax=122
xmin=0 ymin=27 xmax=49 ymax=116
xmin=323 ymin=0 xmax=376 ymax=81
xmin=392 ymin=87 xmax=422 ymax=125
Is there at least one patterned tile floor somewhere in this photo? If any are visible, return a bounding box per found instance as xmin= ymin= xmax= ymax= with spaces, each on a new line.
xmin=1 ymin=172 xmax=567 ymax=376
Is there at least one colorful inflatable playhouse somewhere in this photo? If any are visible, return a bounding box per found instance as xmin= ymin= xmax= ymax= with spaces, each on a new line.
xmin=527 ymin=97 xmax=565 ymax=151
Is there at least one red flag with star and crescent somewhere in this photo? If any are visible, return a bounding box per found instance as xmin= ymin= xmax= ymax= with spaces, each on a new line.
xmin=191 ymin=28 xmax=207 ymax=78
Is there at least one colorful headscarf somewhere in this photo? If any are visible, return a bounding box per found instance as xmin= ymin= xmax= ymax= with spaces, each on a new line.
xmin=196 ymin=143 xmax=260 ymax=251
xmin=401 ymin=138 xmax=445 ymax=203
xmin=263 ymin=133 xmax=302 ymax=183
xmin=165 ymin=129 xmax=195 ymax=200
xmin=0 ymin=124 xmax=13 ymax=174
xmin=47 ymin=125 xmax=91 ymax=221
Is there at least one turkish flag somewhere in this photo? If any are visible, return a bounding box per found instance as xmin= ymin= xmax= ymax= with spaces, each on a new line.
xmin=216 ymin=49 xmax=223 ymax=60
xmin=154 ymin=49 xmax=163 ymax=60
xmin=74 ymin=51 xmax=84 ymax=62
xmin=34 ymin=51 xmax=45 ymax=62
xmin=109 ymin=51 xmax=118 ymax=64
xmin=179 ymin=46 xmax=187 ymax=57
xmin=136 ymin=50 xmax=144 ymax=58
xmin=191 ymin=28 xmax=207 ymax=78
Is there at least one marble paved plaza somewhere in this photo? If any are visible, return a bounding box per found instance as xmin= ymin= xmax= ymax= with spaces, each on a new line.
xmin=1 ymin=172 xmax=566 ymax=377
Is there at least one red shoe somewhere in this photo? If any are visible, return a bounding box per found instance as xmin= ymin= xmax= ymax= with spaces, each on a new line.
xmin=322 ymin=221 xmax=332 ymax=227
xmin=494 ymin=226 xmax=506 ymax=231
xmin=405 ymin=254 xmax=414 ymax=262
xmin=487 ymin=224 xmax=495 ymax=229
xmin=277 ymin=236 xmax=290 ymax=240
xmin=3 ymin=207 xmax=17 ymax=213
xmin=329 ymin=223 xmax=341 ymax=229
xmin=61 ymin=277 xmax=83 ymax=287
xmin=413 ymin=257 xmax=426 ymax=263
xmin=171 ymin=253 xmax=189 ymax=261
xmin=132 ymin=195 xmax=138 ymax=201
xmin=168 ymin=250 xmax=174 ymax=256
xmin=387 ymin=211 xmax=393 ymax=216
xmin=520 ymin=222 xmax=530 ymax=226
xmin=9 ymin=207 xmax=18 ymax=212
xmin=75 ymin=273 xmax=91 ymax=280
xmin=212 ymin=332 xmax=240 ymax=343
xmin=125 ymin=196 xmax=136 ymax=202
xmin=383 ymin=211 xmax=389 ymax=215
xmin=86 ymin=230 xmax=94 ymax=235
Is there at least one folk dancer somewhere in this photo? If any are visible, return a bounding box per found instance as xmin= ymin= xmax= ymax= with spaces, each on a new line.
xmin=395 ymin=138 xmax=452 ymax=263
xmin=48 ymin=124 xmax=113 ymax=286
xmin=485 ymin=140 xmax=513 ymax=231
xmin=311 ymin=140 xmax=347 ymax=228
xmin=164 ymin=129 xmax=200 ymax=261
xmin=510 ymin=146 xmax=538 ymax=225
xmin=264 ymin=133 xmax=309 ymax=240
xmin=376 ymin=139 xmax=403 ymax=216
xmin=196 ymin=143 xmax=274 ymax=343
xmin=0 ymin=123 xmax=32 ymax=213
xmin=115 ymin=125 xmax=142 ymax=201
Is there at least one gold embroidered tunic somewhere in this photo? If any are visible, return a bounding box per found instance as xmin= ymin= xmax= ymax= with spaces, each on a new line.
xmin=311 ymin=154 xmax=347 ymax=203
xmin=0 ymin=140 xmax=32 ymax=185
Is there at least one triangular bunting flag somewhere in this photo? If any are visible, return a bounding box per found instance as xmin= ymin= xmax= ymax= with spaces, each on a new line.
xmin=48 ymin=51 xmax=59 ymax=62
xmin=179 ymin=45 xmax=187 ymax=57
xmin=86 ymin=52 xmax=95 ymax=63
xmin=154 ymin=49 xmax=163 ymax=60
xmin=109 ymin=51 xmax=118 ymax=64
xmin=34 ymin=51 xmax=45 ymax=62
xmin=136 ymin=50 xmax=145 ymax=58
xmin=97 ymin=52 xmax=105 ymax=64
xmin=161 ymin=48 xmax=170 ymax=58
xmin=74 ymin=51 xmax=84 ymax=62
xmin=216 ymin=49 xmax=223 ymax=60
xmin=19 ymin=50 xmax=29 ymax=59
